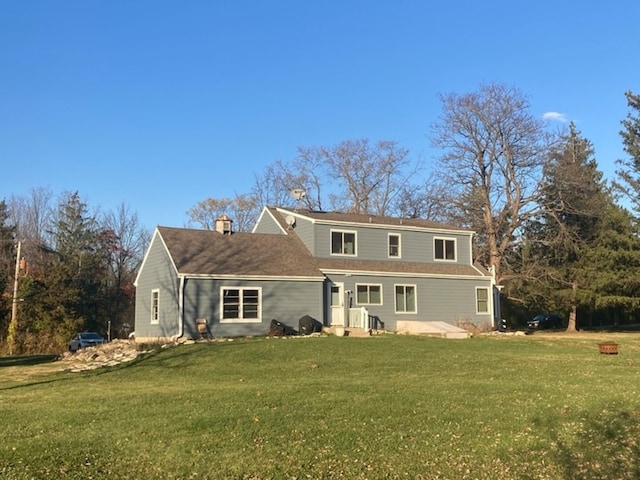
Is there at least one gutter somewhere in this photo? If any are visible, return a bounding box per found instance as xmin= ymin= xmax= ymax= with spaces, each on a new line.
xmin=171 ymin=275 xmax=186 ymax=341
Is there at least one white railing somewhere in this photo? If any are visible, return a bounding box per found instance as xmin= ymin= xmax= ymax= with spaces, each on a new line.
xmin=348 ymin=307 xmax=369 ymax=330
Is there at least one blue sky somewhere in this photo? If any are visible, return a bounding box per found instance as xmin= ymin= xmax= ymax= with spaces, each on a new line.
xmin=1 ymin=1 xmax=638 ymax=230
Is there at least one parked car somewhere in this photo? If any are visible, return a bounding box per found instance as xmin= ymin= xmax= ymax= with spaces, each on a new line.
xmin=527 ymin=314 xmax=564 ymax=330
xmin=68 ymin=332 xmax=105 ymax=352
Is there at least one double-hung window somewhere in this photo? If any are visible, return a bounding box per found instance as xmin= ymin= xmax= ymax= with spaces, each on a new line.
xmin=388 ymin=234 xmax=401 ymax=258
xmin=221 ymin=287 xmax=261 ymax=323
xmin=434 ymin=237 xmax=456 ymax=261
xmin=331 ymin=230 xmax=356 ymax=256
xmin=395 ymin=285 xmax=416 ymax=313
xmin=151 ymin=289 xmax=159 ymax=324
xmin=356 ymin=284 xmax=382 ymax=305
xmin=476 ymin=287 xmax=490 ymax=314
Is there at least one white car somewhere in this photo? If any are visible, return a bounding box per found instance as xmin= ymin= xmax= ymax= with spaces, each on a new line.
xmin=68 ymin=332 xmax=105 ymax=352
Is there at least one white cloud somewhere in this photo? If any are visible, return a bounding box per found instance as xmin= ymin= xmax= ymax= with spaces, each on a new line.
xmin=542 ymin=111 xmax=569 ymax=122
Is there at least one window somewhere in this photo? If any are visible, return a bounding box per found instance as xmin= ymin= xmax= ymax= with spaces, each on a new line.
xmin=395 ymin=285 xmax=416 ymax=313
xmin=388 ymin=234 xmax=401 ymax=258
xmin=151 ymin=289 xmax=159 ymax=324
xmin=476 ymin=287 xmax=490 ymax=314
xmin=356 ymin=284 xmax=382 ymax=305
xmin=331 ymin=230 xmax=356 ymax=255
xmin=434 ymin=237 xmax=456 ymax=261
xmin=221 ymin=287 xmax=262 ymax=323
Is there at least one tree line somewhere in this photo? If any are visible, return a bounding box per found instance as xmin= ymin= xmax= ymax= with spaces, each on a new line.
xmin=0 ymin=189 xmax=149 ymax=354
xmin=2 ymin=82 xmax=639 ymax=353
xmin=186 ymin=83 xmax=640 ymax=331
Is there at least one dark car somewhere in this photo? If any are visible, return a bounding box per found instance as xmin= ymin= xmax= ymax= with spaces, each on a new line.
xmin=68 ymin=332 xmax=105 ymax=352
xmin=527 ymin=314 xmax=564 ymax=330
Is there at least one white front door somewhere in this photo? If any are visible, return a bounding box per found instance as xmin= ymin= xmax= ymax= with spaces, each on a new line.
xmin=330 ymin=283 xmax=344 ymax=326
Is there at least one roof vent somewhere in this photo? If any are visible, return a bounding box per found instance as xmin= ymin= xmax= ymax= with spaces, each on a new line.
xmin=215 ymin=214 xmax=233 ymax=235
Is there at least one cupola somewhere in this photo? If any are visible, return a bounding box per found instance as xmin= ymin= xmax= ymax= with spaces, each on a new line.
xmin=215 ymin=214 xmax=233 ymax=235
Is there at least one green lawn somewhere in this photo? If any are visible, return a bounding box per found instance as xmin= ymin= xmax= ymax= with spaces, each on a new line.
xmin=1 ymin=333 xmax=639 ymax=479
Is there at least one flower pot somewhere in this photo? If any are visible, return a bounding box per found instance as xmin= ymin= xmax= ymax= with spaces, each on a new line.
xmin=335 ymin=326 xmax=345 ymax=337
xmin=598 ymin=342 xmax=618 ymax=355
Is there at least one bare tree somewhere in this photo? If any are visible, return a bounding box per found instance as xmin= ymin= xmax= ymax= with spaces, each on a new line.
xmin=186 ymin=194 xmax=259 ymax=232
xmin=431 ymin=82 xmax=557 ymax=282
xmin=322 ymin=139 xmax=418 ymax=215
xmin=7 ymin=187 xmax=55 ymax=277
xmin=251 ymin=159 xmax=314 ymax=210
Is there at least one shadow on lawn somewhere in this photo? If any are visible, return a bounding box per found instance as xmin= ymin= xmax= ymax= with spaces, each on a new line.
xmin=0 ymin=354 xmax=59 ymax=368
xmin=536 ymin=408 xmax=640 ymax=479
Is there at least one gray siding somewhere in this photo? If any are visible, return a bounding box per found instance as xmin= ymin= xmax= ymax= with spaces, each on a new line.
xmin=290 ymin=217 xmax=315 ymax=252
xmin=314 ymin=224 xmax=474 ymax=265
xmin=325 ymin=272 xmax=493 ymax=331
xmin=134 ymin=235 xmax=181 ymax=340
xmin=253 ymin=213 xmax=285 ymax=234
xmin=182 ymin=278 xmax=324 ymax=337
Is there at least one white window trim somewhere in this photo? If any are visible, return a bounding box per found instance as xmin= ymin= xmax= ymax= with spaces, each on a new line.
xmin=220 ymin=286 xmax=262 ymax=323
xmin=434 ymin=236 xmax=457 ymax=262
xmin=330 ymin=229 xmax=357 ymax=256
xmin=355 ymin=283 xmax=383 ymax=305
xmin=394 ymin=284 xmax=417 ymax=314
xmin=388 ymin=233 xmax=401 ymax=259
xmin=476 ymin=286 xmax=491 ymax=315
xmin=150 ymin=289 xmax=160 ymax=324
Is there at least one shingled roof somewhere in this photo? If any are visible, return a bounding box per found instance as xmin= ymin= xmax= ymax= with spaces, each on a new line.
xmin=269 ymin=207 xmax=472 ymax=232
xmin=316 ymin=257 xmax=487 ymax=277
xmin=157 ymin=226 xmax=323 ymax=278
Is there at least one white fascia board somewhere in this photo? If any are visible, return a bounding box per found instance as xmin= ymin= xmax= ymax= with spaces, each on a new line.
xmin=275 ymin=207 xmax=474 ymax=235
xmin=178 ymin=273 xmax=325 ymax=282
xmin=252 ymin=207 xmax=289 ymax=235
xmin=133 ymin=228 xmax=179 ymax=286
xmin=320 ymin=268 xmax=492 ymax=281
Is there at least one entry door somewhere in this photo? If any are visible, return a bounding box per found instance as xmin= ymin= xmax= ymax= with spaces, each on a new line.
xmin=330 ymin=283 xmax=344 ymax=326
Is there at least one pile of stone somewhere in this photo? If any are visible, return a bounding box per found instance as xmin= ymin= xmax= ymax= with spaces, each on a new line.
xmin=61 ymin=339 xmax=150 ymax=373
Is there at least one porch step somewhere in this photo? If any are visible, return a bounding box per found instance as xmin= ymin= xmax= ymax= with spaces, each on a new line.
xmin=323 ymin=326 xmax=375 ymax=337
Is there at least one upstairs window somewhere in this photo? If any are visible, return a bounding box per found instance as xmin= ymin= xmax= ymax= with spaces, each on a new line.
xmin=331 ymin=230 xmax=356 ymax=256
xmin=388 ymin=234 xmax=401 ymax=258
xmin=434 ymin=237 xmax=456 ymax=261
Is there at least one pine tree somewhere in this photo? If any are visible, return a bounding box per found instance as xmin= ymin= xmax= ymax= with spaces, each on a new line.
xmin=615 ymin=91 xmax=640 ymax=220
xmin=518 ymin=124 xmax=609 ymax=330
xmin=0 ymin=200 xmax=17 ymax=344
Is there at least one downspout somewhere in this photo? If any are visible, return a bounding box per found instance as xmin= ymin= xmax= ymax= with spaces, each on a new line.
xmin=171 ymin=275 xmax=186 ymax=341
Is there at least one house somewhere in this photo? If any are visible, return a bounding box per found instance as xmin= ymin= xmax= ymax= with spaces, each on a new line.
xmin=133 ymin=206 xmax=499 ymax=342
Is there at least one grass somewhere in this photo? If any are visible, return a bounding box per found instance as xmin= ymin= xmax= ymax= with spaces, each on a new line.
xmin=1 ymin=332 xmax=639 ymax=479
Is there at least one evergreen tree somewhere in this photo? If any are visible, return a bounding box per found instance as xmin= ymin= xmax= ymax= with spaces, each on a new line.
xmin=18 ymin=192 xmax=109 ymax=349
xmin=517 ymin=124 xmax=609 ymax=330
xmin=0 ymin=200 xmax=17 ymax=344
xmin=615 ymin=91 xmax=640 ymax=220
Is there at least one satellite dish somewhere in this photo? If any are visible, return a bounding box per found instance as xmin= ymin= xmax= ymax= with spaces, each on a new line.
xmin=285 ymin=215 xmax=296 ymax=227
xmin=290 ymin=188 xmax=306 ymax=200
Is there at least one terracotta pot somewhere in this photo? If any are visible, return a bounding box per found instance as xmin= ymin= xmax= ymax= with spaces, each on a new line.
xmin=598 ymin=342 xmax=618 ymax=354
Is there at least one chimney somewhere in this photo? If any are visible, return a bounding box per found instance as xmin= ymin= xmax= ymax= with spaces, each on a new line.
xmin=215 ymin=214 xmax=233 ymax=235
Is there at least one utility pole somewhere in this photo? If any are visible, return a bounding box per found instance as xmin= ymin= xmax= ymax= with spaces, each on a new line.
xmin=7 ymin=240 xmax=21 ymax=356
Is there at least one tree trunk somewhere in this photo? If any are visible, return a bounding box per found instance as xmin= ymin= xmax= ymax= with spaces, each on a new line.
xmin=566 ymin=281 xmax=578 ymax=332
